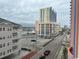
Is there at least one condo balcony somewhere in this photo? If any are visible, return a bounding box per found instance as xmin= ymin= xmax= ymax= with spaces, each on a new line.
xmin=67 ymin=47 xmax=73 ymax=59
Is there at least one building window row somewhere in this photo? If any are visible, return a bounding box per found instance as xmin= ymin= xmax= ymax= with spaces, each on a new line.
xmin=0 ymin=43 xmax=5 ymax=48
xmin=0 ymin=28 xmax=5 ymax=31
xmin=12 ymin=45 xmax=18 ymax=51
xmin=0 ymin=28 xmax=12 ymax=31
xmin=0 ymin=36 xmax=12 ymax=40
xmin=12 ymin=32 xmax=18 ymax=36
xmin=0 ymin=51 xmax=5 ymax=56
xmin=7 ymin=28 xmax=12 ymax=31
xmin=0 ymin=49 xmax=12 ymax=56
xmin=0 ymin=37 xmax=5 ymax=40
xmin=12 ymin=39 xmax=19 ymax=43
xmin=7 ymin=36 xmax=12 ymax=39
xmin=7 ymin=49 xmax=12 ymax=53
xmin=0 ymin=42 xmax=11 ymax=48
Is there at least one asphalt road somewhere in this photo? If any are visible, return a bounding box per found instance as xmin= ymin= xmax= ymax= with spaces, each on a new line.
xmin=45 ymin=35 xmax=65 ymax=59
xmin=31 ymin=34 xmax=66 ymax=59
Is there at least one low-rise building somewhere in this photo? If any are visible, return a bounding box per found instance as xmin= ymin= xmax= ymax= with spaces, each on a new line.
xmin=53 ymin=23 xmax=62 ymax=34
xmin=35 ymin=21 xmax=61 ymax=38
xmin=0 ymin=18 xmax=22 ymax=58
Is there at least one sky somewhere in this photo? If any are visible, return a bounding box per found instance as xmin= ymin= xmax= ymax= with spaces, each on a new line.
xmin=0 ymin=0 xmax=71 ymax=27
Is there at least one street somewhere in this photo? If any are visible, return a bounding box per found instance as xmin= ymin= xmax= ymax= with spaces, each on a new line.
xmin=31 ymin=34 xmax=66 ymax=59
xmin=2 ymin=33 xmax=66 ymax=59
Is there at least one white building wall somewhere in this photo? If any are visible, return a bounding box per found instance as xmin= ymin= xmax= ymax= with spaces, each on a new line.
xmin=0 ymin=23 xmax=21 ymax=58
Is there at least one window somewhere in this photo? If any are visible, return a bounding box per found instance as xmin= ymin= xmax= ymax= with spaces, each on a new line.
xmin=3 ymin=37 xmax=5 ymax=39
xmin=3 ymin=43 xmax=5 ymax=47
xmin=7 ymin=42 xmax=10 ymax=46
xmin=7 ymin=36 xmax=12 ymax=38
xmin=7 ymin=50 xmax=9 ymax=53
xmin=10 ymin=49 xmax=12 ymax=52
xmin=10 ymin=36 xmax=12 ymax=38
xmin=9 ymin=28 xmax=12 ymax=31
xmin=12 ymin=46 xmax=17 ymax=50
xmin=12 ymin=39 xmax=19 ymax=43
xmin=7 ymin=36 xmax=9 ymax=38
xmin=12 ymin=32 xmax=18 ymax=36
xmin=7 ymin=28 xmax=9 ymax=31
xmin=0 ymin=28 xmax=2 ymax=31
xmin=3 ymin=51 xmax=5 ymax=55
xmin=13 ymin=27 xmax=18 ymax=30
xmin=0 ymin=44 xmax=2 ymax=48
xmin=0 ymin=37 xmax=2 ymax=40
xmin=0 ymin=52 xmax=2 ymax=56
xmin=7 ymin=28 xmax=11 ymax=31
xmin=3 ymin=28 xmax=5 ymax=31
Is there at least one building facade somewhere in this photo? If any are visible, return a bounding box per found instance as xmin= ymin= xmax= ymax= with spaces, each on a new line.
xmin=0 ymin=18 xmax=21 ymax=58
xmin=53 ymin=23 xmax=62 ymax=34
xmin=40 ymin=7 xmax=57 ymax=22
xmin=35 ymin=7 xmax=61 ymax=38
xmin=68 ymin=0 xmax=79 ymax=59
xmin=37 ymin=22 xmax=52 ymax=38
xmin=35 ymin=21 xmax=61 ymax=38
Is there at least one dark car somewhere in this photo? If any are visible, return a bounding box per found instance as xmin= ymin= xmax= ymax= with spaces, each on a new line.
xmin=21 ymin=48 xmax=31 ymax=51
xmin=39 ymin=56 xmax=46 ymax=59
xmin=44 ymin=50 xmax=51 ymax=56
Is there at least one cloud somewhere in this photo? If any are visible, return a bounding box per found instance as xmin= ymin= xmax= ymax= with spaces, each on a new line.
xmin=0 ymin=0 xmax=71 ymax=27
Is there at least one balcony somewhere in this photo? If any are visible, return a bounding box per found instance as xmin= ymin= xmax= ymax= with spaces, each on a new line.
xmin=12 ymin=32 xmax=18 ymax=37
xmin=67 ymin=47 xmax=73 ymax=59
xmin=12 ymin=45 xmax=18 ymax=51
xmin=12 ymin=39 xmax=19 ymax=43
xmin=13 ymin=27 xmax=18 ymax=30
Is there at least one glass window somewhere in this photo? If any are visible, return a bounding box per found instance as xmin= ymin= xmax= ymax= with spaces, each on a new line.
xmin=0 ymin=44 xmax=2 ymax=48
xmin=0 ymin=37 xmax=2 ymax=40
xmin=12 ymin=32 xmax=18 ymax=36
xmin=3 ymin=43 xmax=5 ymax=47
xmin=7 ymin=28 xmax=9 ymax=31
xmin=3 ymin=37 xmax=5 ymax=39
xmin=3 ymin=51 xmax=5 ymax=55
xmin=41 ymin=24 xmax=44 ymax=34
xmin=0 ymin=28 xmax=2 ymax=31
xmin=10 ymin=28 xmax=12 ymax=31
xmin=12 ymin=39 xmax=18 ymax=43
xmin=0 ymin=52 xmax=2 ymax=56
xmin=3 ymin=28 xmax=5 ymax=31
xmin=7 ymin=50 xmax=9 ymax=53
xmin=10 ymin=49 xmax=12 ymax=52
xmin=12 ymin=46 xmax=17 ymax=50
xmin=10 ymin=36 xmax=12 ymax=38
xmin=7 ymin=42 xmax=10 ymax=46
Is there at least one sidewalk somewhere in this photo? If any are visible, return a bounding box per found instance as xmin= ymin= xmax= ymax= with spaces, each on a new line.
xmin=21 ymin=51 xmax=37 ymax=59
xmin=57 ymin=46 xmax=64 ymax=59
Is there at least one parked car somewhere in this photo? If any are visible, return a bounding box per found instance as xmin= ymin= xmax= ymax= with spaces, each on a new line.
xmin=39 ymin=56 xmax=46 ymax=59
xmin=44 ymin=50 xmax=51 ymax=56
xmin=31 ymin=40 xmax=36 ymax=42
xmin=21 ymin=48 xmax=31 ymax=51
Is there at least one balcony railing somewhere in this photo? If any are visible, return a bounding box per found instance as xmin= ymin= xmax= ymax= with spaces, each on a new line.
xmin=67 ymin=47 xmax=73 ymax=59
xmin=12 ymin=39 xmax=19 ymax=43
xmin=12 ymin=32 xmax=18 ymax=36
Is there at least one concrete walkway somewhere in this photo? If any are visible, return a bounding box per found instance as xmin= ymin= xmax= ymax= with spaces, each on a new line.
xmin=57 ymin=46 xmax=64 ymax=59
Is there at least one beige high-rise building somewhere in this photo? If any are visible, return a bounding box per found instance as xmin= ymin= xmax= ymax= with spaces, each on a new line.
xmin=35 ymin=7 xmax=61 ymax=38
xmin=40 ymin=7 xmax=57 ymax=23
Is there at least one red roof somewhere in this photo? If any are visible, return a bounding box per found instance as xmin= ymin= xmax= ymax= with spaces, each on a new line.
xmin=22 ymin=51 xmax=37 ymax=59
